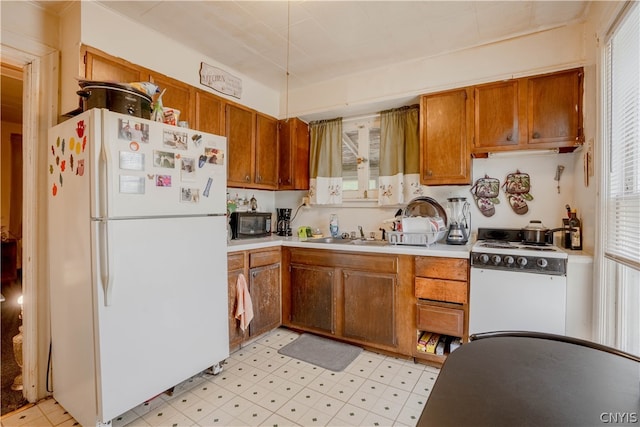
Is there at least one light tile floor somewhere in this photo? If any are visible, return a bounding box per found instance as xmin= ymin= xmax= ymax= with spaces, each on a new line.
xmin=1 ymin=328 xmax=439 ymax=427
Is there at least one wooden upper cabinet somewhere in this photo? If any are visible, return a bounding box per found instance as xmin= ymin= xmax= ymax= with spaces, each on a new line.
xmin=254 ymin=113 xmax=279 ymax=189
xmin=226 ymin=105 xmax=279 ymax=190
xmin=84 ymin=48 xmax=143 ymax=83
xmin=473 ymin=80 xmax=523 ymax=152
xmin=278 ymin=117 xmax=310 ymax=190
xmin=527 ymin=68 xmax=583 ymax=147
xmin=226 ymin=103 xmax=254 ymax=187
xmin=472 ymin=67 xmax=584 ymax=155
xmin=420 ymin=88 xmax=473 ymax=185
xmin=195 ymin=91 xmax=225 ymax=136
xmin=146 ymin=72 xmax=194 ymax=126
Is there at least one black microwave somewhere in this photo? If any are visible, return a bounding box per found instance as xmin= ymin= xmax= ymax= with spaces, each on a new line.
xmin=229 ymin=212 xmax=272 ymax=239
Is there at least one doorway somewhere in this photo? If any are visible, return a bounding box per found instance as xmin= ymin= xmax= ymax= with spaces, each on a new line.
xmin=1 ymin=63 xmax=27 ymax=415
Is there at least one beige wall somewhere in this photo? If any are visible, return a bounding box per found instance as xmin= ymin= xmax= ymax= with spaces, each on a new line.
xmin=0 ymin=1 xmax=60 ymax=54
xmin=290 ymin=22 xmax=588 ymax=121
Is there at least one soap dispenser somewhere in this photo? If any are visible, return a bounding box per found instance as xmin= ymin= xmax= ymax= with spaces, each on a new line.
xmin=329 ymin=214 xmax=339 ymax=237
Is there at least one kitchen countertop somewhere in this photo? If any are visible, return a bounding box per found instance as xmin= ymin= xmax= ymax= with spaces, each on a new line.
xmin=228 ymin=236 xmax=471 ymax=258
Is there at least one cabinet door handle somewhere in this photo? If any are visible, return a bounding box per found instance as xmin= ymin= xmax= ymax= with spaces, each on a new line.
xmin=245 ymin=175 xmax=250 ymax=182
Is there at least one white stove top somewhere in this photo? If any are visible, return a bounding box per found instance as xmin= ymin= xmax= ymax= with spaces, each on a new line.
xmin=473 ymin=240 xmax=568 ymax=259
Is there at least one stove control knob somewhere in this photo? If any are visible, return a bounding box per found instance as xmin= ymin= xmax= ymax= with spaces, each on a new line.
xmin=504 ymin=256 xmax=515 ymax=265
xmin=536 ymin=258 xmax=548 ymax=268
xmin=491 ymin=255 xmax=502 ymax=265
xmin=478 ymin=254 xmax=489 ymax=264
xmin=517 ymin=257 xmax=528 ymax=267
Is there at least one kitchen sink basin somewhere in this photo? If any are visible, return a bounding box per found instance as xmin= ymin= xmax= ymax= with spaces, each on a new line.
xmin=301 ymin=237 xmax=390 ymax=246
xmin=303 ymin=237 xmax=353 ymax=244
xmin=350 ymin=239 xmax=389 ymax=246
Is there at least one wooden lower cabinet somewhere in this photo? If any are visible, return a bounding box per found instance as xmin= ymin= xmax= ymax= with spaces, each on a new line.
xmin=227 ymin=252 xmax=247 ymax=350
xmin=249 ymin=262 xmax=281 ymax=337
xmin=413 ymin=256 xmax=469 ymax=367
xmin=416 ymin=302 xmax=464 ymax=337
xmin=289 ymin=264 xmax=335 ymax=333
xmin=227 ymin=248 xmax=281 ymax=351
xmin=343 ymin=271 xmax=396 ymax=347
xmin=282 ymin=248 xmax=413 ymax=355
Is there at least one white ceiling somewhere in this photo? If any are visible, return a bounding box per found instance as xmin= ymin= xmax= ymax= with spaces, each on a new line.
xmin=89 ymin=1 xmax=591 ymax=93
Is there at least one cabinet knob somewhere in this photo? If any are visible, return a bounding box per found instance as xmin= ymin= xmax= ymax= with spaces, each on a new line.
xmin=257 ymin=175 xmax=262 ymax=182
xmin=245 ymin=175 xmax=250 ymax=182
xmin=532 ymin=131 xmax=541 ymax=139
xmin=427 ymin=170 xmax=432 ymax=176
xmin=506 ymin=134 xmax=512 ymax=142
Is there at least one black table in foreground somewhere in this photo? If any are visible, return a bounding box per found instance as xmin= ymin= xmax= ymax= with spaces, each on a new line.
xmin=418 ymin=333 xmax=640 ymax=427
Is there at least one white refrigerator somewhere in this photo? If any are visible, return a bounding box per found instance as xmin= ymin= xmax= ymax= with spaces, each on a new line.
xmin=47 ymin=108 xmax=229 ymax=426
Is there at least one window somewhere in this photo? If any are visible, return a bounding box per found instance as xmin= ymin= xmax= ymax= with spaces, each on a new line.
xmin=341 ymin=115 xmax=379 ymax=199
xmin=601 ymin=2 xmax=640 ymax=355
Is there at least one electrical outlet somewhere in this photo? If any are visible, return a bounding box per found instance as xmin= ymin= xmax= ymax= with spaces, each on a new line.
xmin=302 ymin=196 xmax=310 ymax=206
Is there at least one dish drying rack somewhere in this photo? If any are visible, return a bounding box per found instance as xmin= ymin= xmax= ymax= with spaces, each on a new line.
xmin=387 ymin=229 xmax=447 ymax=246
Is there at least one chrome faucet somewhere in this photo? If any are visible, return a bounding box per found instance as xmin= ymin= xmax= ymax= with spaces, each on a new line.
xmin=358 ymin=226 xmax=365 ymax=239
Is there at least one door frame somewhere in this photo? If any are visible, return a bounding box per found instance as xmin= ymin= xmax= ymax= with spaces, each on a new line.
xmin=2 ymin=44 xmax=59 ymax=403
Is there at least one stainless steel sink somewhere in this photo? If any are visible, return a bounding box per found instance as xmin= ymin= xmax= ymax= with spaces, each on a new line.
xmin=301 ymin=237 xmax=390 ymax=246
xmin=350 ymin=239 xmax=389 ymax=246
xmin=302 ymin=237 xmax=353 ymax=244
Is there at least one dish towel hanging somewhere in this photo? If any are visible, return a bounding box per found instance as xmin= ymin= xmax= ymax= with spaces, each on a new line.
xmin=235 ymin=273 xmax=254 ymax=332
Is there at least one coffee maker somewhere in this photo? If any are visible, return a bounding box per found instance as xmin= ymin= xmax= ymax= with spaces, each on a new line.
xmin=446 ymin=197 xmax=470 ymax=245
xmin=276 ymin=208 xmax=292 ymax=236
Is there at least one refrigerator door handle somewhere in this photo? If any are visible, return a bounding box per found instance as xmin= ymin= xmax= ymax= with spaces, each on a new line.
xmin=99 ymin=219 xmax=115 ymax=306
xmin=99 ymin=126 xmax=111 ymax=218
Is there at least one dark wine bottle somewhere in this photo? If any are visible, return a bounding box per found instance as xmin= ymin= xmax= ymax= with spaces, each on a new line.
xmin=569 ymin=210 xmax=582 ymax=250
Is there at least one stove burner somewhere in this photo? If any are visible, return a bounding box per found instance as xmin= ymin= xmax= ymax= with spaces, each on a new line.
xmin=521 ymin=241 xmax=552 ymax=247
xmin=479 ymin=241 xmax=514 ymax=249
xmin=520 ymin=244 xmax=557 ymax=252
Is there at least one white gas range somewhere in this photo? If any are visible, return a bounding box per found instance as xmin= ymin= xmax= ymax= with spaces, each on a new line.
xmin=469 ymin=228 xmax=568 ymax=337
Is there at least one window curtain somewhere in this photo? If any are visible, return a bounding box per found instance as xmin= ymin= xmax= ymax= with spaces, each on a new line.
xmin=378 ymin=105 xmax=421 ymax=205
xmin=309 ymin=118 xmax=343 ymax=205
